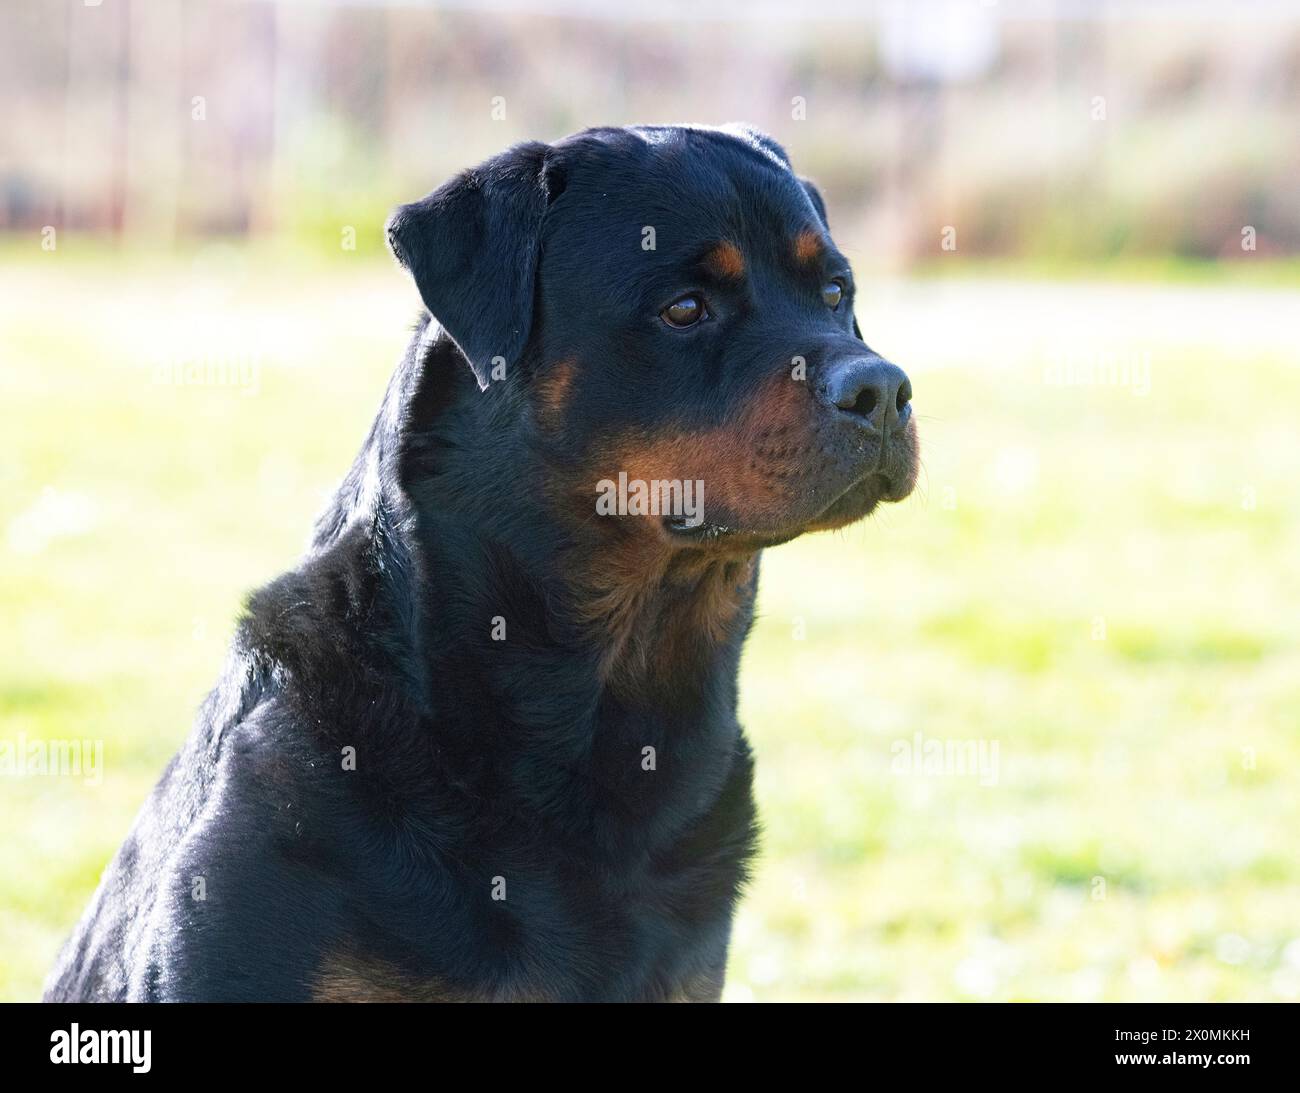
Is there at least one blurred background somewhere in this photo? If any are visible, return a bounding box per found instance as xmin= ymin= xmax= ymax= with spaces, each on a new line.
xmin=1 ymin=0 xmax=1298 ymax=1001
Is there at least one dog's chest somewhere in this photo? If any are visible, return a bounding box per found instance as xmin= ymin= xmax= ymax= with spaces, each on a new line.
xmin=320 ymin=755 xmax=755 ymax=1002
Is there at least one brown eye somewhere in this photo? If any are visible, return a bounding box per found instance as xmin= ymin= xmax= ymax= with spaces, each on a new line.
xmin=662 ymin=296 xmax=706 ymax=328
xmin=822 ymin=280 xmax=844 ymax=310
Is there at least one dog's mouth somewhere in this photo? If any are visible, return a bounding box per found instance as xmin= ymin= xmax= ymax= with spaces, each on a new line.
xmin=663 ymin=516 xmax=733 ymax=541
xmin=661 ymin=467 xmax=911 ymax=549
xmin=661 ymin=515 xmax=795 ymax=551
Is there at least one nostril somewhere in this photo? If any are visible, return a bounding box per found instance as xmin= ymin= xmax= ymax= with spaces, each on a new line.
xmin=851 ymin=387 xmax=879 ymax=419
xmin=896 ymin=378 xmax=912 ymax=416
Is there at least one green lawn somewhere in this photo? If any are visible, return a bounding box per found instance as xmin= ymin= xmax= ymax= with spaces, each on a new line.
xmin=2 ymin=247 xmax=1298 ymax=1001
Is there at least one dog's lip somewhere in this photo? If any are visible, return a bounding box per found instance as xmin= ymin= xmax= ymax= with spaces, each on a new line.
xmin=802 ymin=471 xmax=888 ymax=519
xmin=659 ymin=470 xmax=898 ymax=546
xmin=663 ymin=515 xmax=733 ymax=541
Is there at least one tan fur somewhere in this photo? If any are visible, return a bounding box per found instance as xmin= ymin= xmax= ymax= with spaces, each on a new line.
xmin=313 ymin=949 xmax=465 ymax=1002
xmin=554 ymin=372 xmax=812 ymax=691
xmin=704 ymin=240 xmax=745 ymax=280
xmin=534 ymin=358 xmax=577 ymax=431
xmin=604 ymin=372 xmax=813 ymax=528
xmin=313 ymin=948 xmax=552 ymax=1003
xmin=793 ymin=228 xmax=824 ymax=264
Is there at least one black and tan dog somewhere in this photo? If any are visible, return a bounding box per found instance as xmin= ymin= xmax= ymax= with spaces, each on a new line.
xmin=45 ymin=124 xmax=917 ymax=1002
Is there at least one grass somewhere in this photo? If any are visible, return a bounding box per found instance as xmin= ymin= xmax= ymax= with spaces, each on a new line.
xmin=1 ymin=246 xmax=1298 ymax=1001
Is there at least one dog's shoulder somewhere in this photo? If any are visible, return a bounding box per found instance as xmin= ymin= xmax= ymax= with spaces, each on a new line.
xmin=46 ymin=661 xmax=360 ymax=1001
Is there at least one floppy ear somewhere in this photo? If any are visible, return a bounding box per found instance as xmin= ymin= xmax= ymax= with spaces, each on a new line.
xmin=800 ymin=176 xmax=865 ymax=340
xmin=386 ymin=141 xmax=554 ymax=388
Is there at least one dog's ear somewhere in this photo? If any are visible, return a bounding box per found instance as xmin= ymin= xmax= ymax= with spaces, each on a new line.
xmin=800 ymin=176 xmax=864 ymax=340
xmin=386 ymin=141 xmax=556 ymax=388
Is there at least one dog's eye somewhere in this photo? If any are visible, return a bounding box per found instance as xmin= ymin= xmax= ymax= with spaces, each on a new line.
xmin=822 ymin=280 xmax=844 ymax=310
xmin=661 ymin=296 xmax=707 ymax=328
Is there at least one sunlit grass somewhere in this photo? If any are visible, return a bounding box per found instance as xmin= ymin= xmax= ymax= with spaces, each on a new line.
xmin=1 ymin=249 xmax=1297 ymax=1000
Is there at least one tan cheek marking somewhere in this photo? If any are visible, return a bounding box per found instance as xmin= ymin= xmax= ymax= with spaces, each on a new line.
xmin=616 ymin=434 xmax=766 ymax=524
xmin=793 ymin=229 xmax=824 ymax=264
xmin=704 ymin=240 xmax=745 ymax=280
xmin=557 ymin=378 xmax=806 ymax=684
xmin=599 ymin=373 xmax=811 ymax=526
xmin=534 ymin=359 xmax=577 ymax=431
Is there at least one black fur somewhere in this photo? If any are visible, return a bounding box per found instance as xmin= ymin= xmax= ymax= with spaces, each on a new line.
xmin=45 ymin=125 xmax=916 ymax=1002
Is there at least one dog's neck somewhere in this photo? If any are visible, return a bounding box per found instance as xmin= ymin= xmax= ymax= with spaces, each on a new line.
xmin=313 ymin=318 xmax=758 ymax=730
xmin=230 ymin=320 xmax=757 ymax=862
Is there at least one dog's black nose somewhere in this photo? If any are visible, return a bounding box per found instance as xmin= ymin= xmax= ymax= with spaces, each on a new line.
xmin=819 ymin=356 xmax=912 ymax=432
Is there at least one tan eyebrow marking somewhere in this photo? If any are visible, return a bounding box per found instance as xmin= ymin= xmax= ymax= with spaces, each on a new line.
xmin=704 ymin=240 xmax=745 ymax=280
xmin=793 ymin=229 xmax=825 ymax=264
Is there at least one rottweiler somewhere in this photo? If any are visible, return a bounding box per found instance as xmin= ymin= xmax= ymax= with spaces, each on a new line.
xmin=45 ymin=124 xmax=918 ymax=1003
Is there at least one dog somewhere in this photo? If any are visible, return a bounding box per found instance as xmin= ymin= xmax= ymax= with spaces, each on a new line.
xmin=45 ymin=124 xmax=918 ymax=1002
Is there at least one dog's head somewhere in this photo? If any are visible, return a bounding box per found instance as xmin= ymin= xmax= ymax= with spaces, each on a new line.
xmin=387 ymin=124 xmax=918 ymax=555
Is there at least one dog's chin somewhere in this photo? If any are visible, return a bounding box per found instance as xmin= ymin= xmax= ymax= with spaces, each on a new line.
xmin=663 ymin=468 xmax=916 ymax=553
xmin=804 ymin=471 xmax=911 ymax=531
